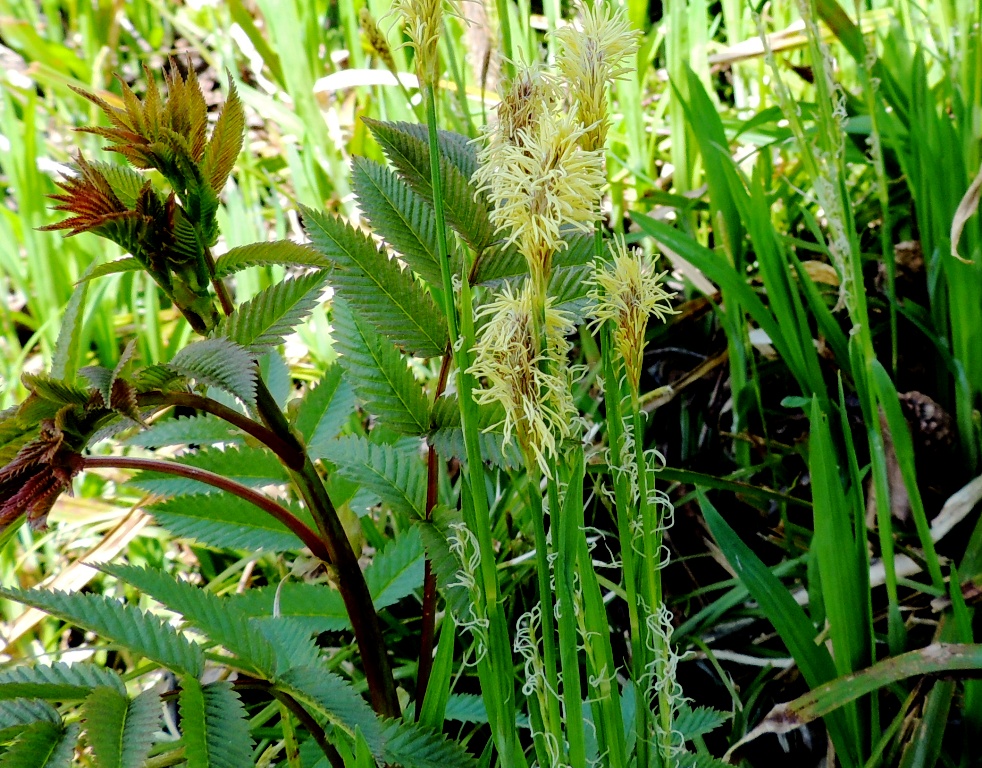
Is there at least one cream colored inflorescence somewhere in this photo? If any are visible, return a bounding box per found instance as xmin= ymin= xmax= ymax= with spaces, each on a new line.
xmin=473 ymin=106 xmax=605 ymax=295
xmin=555 ymin=0 xmax=640 ymax=152
xmin=469 ymin=1 xmax=644 ymax=476
xmin=391 ymin=0 xmax=444 ymax=86
xmin=589 ymin=235 xmax=676 ymax=391
xmin=468 ymin=283 xmax=577 ymax=477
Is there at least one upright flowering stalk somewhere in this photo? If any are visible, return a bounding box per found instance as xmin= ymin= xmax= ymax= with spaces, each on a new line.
xmin=473 ymin=72 xmax=605 ymax=309
xmin=392 ymin=0 xmax=443 ymax=88
xmin=469 ymin=283 xmax=577 ymax=478
xmin=590 ymin=235 xmax=681 ymax=764
xmin=555 ymin=0 xmax=639 ymax=153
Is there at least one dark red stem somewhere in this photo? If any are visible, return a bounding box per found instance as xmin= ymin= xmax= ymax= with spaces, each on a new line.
xmin=81 ymin=456 xmax=330 ymax=562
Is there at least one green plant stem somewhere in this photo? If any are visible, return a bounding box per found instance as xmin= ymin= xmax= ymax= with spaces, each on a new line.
xmin=416 ymin=350 xmax=452 ymax=719
xmin=548 ymin=471 xmax=587 ymax=767
xmin=135 ymin=391 xmax=303 ymax=470
xmin=630 ymin=385 xmax=676 ymax=765
xmin=525 ymin=466 xmax=565 ymax=754
xmin=424 ymin=80 xmax=523 ymax=766
xmin=80 ymin=455 xmax=329 ymax=561
xmin=602 ymin=329 xmax=650 ymax=767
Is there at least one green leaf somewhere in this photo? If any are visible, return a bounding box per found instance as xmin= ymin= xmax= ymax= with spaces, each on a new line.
xmin=213 ymin=241 xmax=330 ymax=278
xmin=429 ymin=395 xmax=521 ymax=469
xmin=674 ymin=705 xmax=730 ymax=741
xmin=202 ymin=77 xmax=245 ymax=191
xmin=0 ymin=699 xmax=60 ymax=738
xmin=363 ymin=119 xmax=494 ymax=254
xmin=696 ymin=494 xmax=858 ymax=765
xmin=380 ymin=718 xmax=479 ymax=768
xmin=300 ymin=205 xmax=448 ymax=357
xmin=278 ymin=667 xmax=382 ymax=750
xmin=320 ymin=436 xmax=427 ymax=518
xmin=365 ymin=526 xmax=425 ymax=607
xmin=125 ymin=415 xmax=238 ymax=448
xmin=101 ymin=564 xmax=277 ymax=677
xmin=254 ymin=620 xmax=322 ymax=677
xmin=293 ymin=365 xmax=355 ymax=460
xmin=169 ymin=337 xmax=257 ymax=406
xmin=149 ymin=493 xmax=307 ymax=552
xmin=82 ymin=687 xmax=160 ymax=768
xmin=0 ymin=663 xmax=125 ymax=701
xmin=179 ymin=679 xmax=254 ymax=768
xmin=230 ymin=584 xmax=349 ymax=634
xmin=87 ymin=161 xmax=146 ymax=208
xmin=676 ymin=752 xmax=734 ymax=768
xmin=0 ymin=588 xmax=202 ymax=678
xmin=0 ymin=721 xmax=77 ymax=768
xmin=79 ymin=258 xmax=143 ymax=282
xmin=331 ymin=298 xmax=429 ymax=435
xmin=351 ymin=157 xmax=442 ymax=286
xmin=20 ymin=374 xmax=91 ymax=407
xmin=214 ymin=271 xmax=328 ymax=353
xmin=417 ymin=509 xmax=472 ymax=621
xmin=50 ymin=267 xmax=89 ymax=381
xmin=129 ymin=445 xmax=288 ymax=497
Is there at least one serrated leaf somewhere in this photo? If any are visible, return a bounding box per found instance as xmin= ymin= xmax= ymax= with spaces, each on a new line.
xmin=417 ymin=511 xmax=471 ymax=621
xmin=83 ymin=686 xmax=161 ymax=768
xmin=149 ymin=493 xmax=306 ymax=552
xmin=320 ymin=436 xmax=427 ymax=518
xmin=380 ymin=718 xmax=479 ymax=768
xmin=474 ymin=230 xmax=594 ymax=285
xmin=0 ymin=699 xmax=60 ymax=738
xmin=82 ymin=688 xmax=127 ymax=768
xmin=331 ymin=298 xmax=429 ymax=435
xmin=365 ymin=527 xmax=425 ymax=608
xmin=101 ymin=564 xmax=277 ymax=677
xmin=429 ymin=395 xmax=521 ymax=469
xmin=351 ymin=157 xmax=442 ymax=286
xmin=674 ymin=705 xmax=730 ymax=740
xmin=202 ymin=77 xmax=245 ymax=191
xmin=0 ymin=589 xmax=202 ymax=678
xmin=362 ymin=119 xmax=493 ymax=254
xmin=80 ymin=365 xmax=114 ymax=406
xmin=293 ymin=366 xmax=355 ymax=460
xmin=230 ymin=584 xmax=349 ymax=633
xmin=133 ymin=365 xmax=185 ymax=393
xmin=129 ymin=445 xmax=288 ymax=497
xmin=0 ymin=663 xmax=125 ymax=701
xmin=214 ymin=271 xmax=327 ymax=353
xmin=79 ymin=258 xmax=143 ymax=282
xmin=86 ymin=161 xmax=146 ymax=208
xmin=125 ymin=415 xmax=238 ymax=448
xmin=300 ymin=206 xmax=448 ymax=357
xmin=0 ymin=721 xmax=76 ymax=768
xmin=20 ymin=374 xmax=91 ymax=407
xmin=213 ymin=241 xmax=331 ymax=278
xmin=179 ymin=679 xmax=253 ymax=768
xmin=676 ymin=752 xmax=734 ymax=768
xmin=254 ymin=621 xmax=322 ymax=677
xmin=278 ymin=667 xmax=382 ymax=751
xmin=169 ymin=337 xmax=257 ymax=406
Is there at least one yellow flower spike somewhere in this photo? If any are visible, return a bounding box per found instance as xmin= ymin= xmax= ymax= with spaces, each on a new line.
xmin=473 ymin=108 xmax=605 ymax=296
xmin=589 ymin=235 xmax=676 ymax=390
xmin=554 ymin=0 xmax=640 ymax=151
xmin=392 ymin=0 xmax=446 ymax=86
xmin=468 ymin=283 xmax=577 ymax=478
